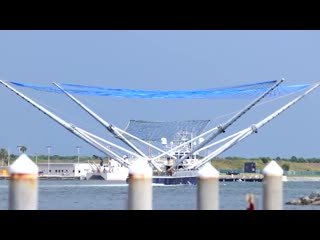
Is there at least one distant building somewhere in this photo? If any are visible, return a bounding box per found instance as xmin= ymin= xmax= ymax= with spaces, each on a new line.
xmin=37 ymin=163 xmax=92 ymax=178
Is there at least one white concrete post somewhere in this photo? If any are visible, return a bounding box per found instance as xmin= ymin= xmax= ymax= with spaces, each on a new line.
xmin=197 ymin=163 xmax=220 ymax=210
xmin=128 ymin=159 xmax=153 ymax=210
xmin=262 ymin=160 xmax=283 ymax=210
xmin=9 ymin=154 xmax=38 ymax=210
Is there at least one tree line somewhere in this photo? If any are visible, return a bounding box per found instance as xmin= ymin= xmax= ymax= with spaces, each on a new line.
xmin=0 ymin=147 xmax=106 ymax=165
xmin=1 ymin=146 xmax=320 ymax=166
xmin=216 ymin=156 xmax=320 ymax=163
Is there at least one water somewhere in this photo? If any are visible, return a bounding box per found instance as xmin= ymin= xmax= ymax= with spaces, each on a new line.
xmin=0 ymin=180 xmax=319 ymax=210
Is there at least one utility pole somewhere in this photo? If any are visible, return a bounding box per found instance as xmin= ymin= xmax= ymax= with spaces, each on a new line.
xmin=46 ymin=145 xmax=52 ymax=175
xmin=76 ymin=146 xmax=81 ymax=165
xmin=76 ymin=146 xmax=81 ymax=174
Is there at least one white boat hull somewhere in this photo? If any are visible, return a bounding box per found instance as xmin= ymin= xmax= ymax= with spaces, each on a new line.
xmin=85 ymin=166 xmax=129 ymax=181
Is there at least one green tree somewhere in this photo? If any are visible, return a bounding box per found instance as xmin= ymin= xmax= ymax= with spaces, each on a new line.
xmin=0 ymin=148 xmax=8 ymax=166
xmin=20 ymin=146 xmax=27 ymax=153
xmin=291 ymin=156 xmax=297 ymax=162
xmin=261 ymin=157 xmax=270 ymax=164
xmin=282 ymin=163 xmax=290 ymax=171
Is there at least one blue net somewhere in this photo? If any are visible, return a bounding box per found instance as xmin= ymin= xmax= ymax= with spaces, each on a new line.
xmin=9 ymin=80 xmax=311 ymax=99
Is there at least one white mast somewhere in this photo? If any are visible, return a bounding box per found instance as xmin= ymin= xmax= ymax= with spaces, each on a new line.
xmin=190 ymin=82 xmax=320 ymax=170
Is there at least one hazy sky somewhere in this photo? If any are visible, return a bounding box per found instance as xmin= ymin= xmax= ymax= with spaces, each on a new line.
xmin=0 ymin=30 xmax=319 ymax=159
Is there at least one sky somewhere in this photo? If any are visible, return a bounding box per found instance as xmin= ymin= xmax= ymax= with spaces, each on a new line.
xmin=0 ymin=30 xmax=320 ymax=159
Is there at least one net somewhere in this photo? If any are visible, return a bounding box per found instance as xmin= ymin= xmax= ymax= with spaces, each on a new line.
xmin=9 ymin=80 xmax=310 ymax=99
xmin=124 ymin=120 xmax=210 ymax=142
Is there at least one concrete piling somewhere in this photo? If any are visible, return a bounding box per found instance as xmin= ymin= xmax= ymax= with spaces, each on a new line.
xmin=262 ymin=160 xmax=283 ymax=210
xmin=128 ymin=159 xmax=153 ymax=210
xmin=9 ymin=154 xmax=39 ymax=210
xmin=197 ymin=163 xmax=220 ymax=210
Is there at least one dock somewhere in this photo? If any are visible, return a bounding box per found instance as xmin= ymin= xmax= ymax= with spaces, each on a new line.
xmin=219 ymin=174 xmax=263 ymax=182
xmin=38 ymin=176 xmax=81 ymax=180
xmin=0 ymin=175 xmax=81 ymax=180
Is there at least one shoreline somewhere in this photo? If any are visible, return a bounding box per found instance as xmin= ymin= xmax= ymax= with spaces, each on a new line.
xmin=286 ymin=176 xmax=320 ymax=182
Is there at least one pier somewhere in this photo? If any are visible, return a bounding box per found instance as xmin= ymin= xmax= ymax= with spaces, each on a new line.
xmin=0 ymin=175 xmax=81 ymax=180
xmin=219 ymin=173 xmax=263 ymax=182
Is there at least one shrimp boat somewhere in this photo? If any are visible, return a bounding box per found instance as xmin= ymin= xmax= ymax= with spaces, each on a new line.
xmin=0 ymin=79 xmax=319 ymax=184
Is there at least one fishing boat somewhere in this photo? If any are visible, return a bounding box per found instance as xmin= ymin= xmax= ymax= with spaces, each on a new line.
xmin=0 ymin=79 xmax=318 ymax=185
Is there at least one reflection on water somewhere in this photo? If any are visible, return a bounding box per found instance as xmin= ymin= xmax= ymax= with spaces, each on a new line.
xmin=0 ymin=180 xmax=319 ymax=210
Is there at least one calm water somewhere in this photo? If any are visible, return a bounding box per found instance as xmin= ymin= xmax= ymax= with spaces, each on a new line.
xmin=0 ymin=180 xmax=319 ymax=210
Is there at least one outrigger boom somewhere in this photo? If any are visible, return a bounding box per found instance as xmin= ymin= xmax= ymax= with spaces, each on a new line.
xmin=189 ymin=82 xmax=320 ymax=170
xmin=168 ymin=79 xmax=284 ymax=170
xmin=0 ymin=80 xmax=132 ymax=167
xmin=52 ymin=82 xmax=163 ymax=172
